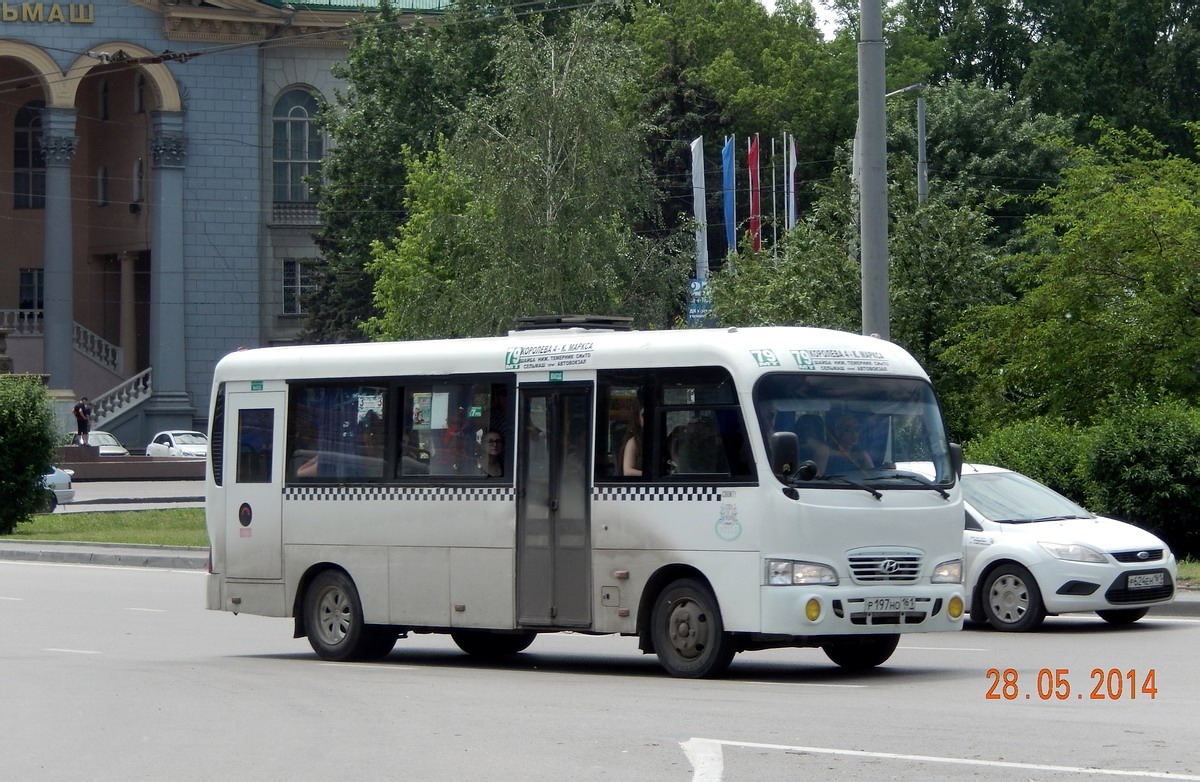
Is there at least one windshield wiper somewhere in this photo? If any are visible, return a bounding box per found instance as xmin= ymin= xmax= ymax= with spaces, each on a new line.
xmin=880 ymin=472 xmax=950 ymax=500
xmin=815 ymin=472 xmax=883 ymax=501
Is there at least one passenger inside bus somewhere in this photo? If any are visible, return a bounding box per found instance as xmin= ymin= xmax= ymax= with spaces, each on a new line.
xmin=825 ymin=411 xmax=875 ymax=473
xmin=794 ymin=414 xmax=830 ymax=474
xmin=478 ymin=431 xmax=505 ymax=477
xmin=620 ymin=407 xmax=643 ymax=476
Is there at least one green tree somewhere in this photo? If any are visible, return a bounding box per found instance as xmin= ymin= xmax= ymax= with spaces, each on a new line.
xmin=943 ymin=124 xmax=1200 ymax=427
xmin=0 ymin=376 xmax=58 ymax=534
xmin=304 ymin=1 xmax=570 ymax=342
xmin=366 ymin=12 xmax=692 ymax=340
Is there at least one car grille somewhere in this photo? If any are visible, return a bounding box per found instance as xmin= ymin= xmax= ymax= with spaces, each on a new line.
xmin=1104 ymin=570 xmax=1174 ymax=604
xmin=1111 ymin=549 xmax=1164 ymax=563
xmin=846 ymin=548 xmax=923 ymax=583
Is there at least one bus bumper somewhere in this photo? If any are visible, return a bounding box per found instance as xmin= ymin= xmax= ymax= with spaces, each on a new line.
xmin=760 ymin=585 xmax=965 ymax=635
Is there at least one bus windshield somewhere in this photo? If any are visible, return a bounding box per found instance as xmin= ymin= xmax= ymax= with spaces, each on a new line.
xmin=755 ymin=373 xmax=954 ymax=487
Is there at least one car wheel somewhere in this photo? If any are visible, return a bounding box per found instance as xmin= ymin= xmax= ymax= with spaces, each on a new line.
xmin=451 ymin=630 xmax=537 ymax=658
xmin=43 ymin=491 xmax=58 ymax=513
xmin=303 ymin=570 xmax=389 ymax=661
xmin=822 ymin=634 xmax=900 ymax=670
xmin=981 ymin=563 xmax=1045 ymax=632
xmin=650 ymin=578 xmax=735 ymax=678
xmin=1097 ymin=607 xmax=1150 ymax=626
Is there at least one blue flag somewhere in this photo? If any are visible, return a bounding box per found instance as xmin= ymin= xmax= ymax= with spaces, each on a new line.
xmin=721 ymin=135 xmax=735 ymax=253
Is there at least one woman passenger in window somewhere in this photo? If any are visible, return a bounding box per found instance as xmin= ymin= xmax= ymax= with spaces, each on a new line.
xmin=479 ymin=431 xmax=505 ymax=477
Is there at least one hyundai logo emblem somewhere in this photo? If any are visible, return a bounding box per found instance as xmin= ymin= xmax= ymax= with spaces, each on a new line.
xmin=880 ymin=559 xmax=900 ymax=574
xmin=1137 ymin=551 xmax=1150 ymax=561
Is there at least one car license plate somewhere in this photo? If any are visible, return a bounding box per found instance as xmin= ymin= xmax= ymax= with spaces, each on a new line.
xmin=865 ymin=597 xmax=915 ymax=613
xmin=1128 ymin=573 xmax=1164 ymax=589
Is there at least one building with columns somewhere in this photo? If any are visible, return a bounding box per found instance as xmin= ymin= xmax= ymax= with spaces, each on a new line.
xmin=1 ymin=0 xmax=442 ymax=449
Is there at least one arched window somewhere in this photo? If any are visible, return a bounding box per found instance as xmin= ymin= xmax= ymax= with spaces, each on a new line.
xmin=272 ymin=89 xmax=323 ymax=203
xmin=13 ymin=100 xmax=46 ymax=209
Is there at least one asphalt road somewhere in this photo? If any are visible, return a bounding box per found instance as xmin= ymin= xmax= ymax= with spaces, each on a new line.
xmin=3 ymin=560 xmax=1199 ymax=782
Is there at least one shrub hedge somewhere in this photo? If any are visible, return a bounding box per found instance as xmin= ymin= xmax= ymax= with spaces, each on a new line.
xmin=0 ymin=376 xmax=58 ymax=535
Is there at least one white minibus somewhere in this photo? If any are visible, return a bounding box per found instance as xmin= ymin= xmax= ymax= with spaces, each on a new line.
xmin=205 ymin=317 xmax=965 ymax=677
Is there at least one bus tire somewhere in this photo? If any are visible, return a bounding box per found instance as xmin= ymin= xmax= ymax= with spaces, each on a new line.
xmin=450 ymin=629 xmax=537 ymax=658
xmin=650 ymin=578 xmax=735 ymax=678
xmin=304 ymin=570 xmax=376 ymax=662
xmin=822 ymin=634 xmax=899 ymax=670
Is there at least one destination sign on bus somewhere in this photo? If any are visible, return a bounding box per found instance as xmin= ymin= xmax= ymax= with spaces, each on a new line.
xmin=505 ymin=342 xmax=595 ymax=370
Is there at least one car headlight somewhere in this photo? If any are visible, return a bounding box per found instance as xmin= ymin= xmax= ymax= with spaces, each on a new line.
xmin=932 ymin=557 xmax=963 ymax=584
xmin=765 ymin=559 xmax=839 ymax=586
xmin=1039 ymin=541 xmax=1106 ymax=563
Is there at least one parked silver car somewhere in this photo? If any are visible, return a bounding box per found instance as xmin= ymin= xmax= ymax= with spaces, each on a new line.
xmin=88 ymin=430 xmax=130 ymax=456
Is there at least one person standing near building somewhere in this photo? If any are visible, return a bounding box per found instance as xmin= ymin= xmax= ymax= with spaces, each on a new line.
xmin=73 ymin=396 xmax=94 ymax=446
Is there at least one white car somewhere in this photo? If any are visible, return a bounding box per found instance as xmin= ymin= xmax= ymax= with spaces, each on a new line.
xmin=905 ymin=462 xmax=1177 ymax=631
xmin=146 ymin=430 xmax=209 ymax=458
xmin=42 ymin=467 xmax=76 ymax=512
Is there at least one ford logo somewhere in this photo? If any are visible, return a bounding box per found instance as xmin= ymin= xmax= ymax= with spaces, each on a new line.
xmin=1137 ymin=551 xmax=1150 ymax=560
xmin=880 ymin=559 xmax=900 ymax=574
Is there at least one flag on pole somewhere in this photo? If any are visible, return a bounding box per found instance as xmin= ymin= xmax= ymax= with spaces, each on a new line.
xmin=748 ymin=134 xmax=761 ymax=252
xmin=690 ymin=136 xmax=709 ymax=281
xmin=721 ymin=135 xmax=735 ymax=253
xmin=786 ymin=134 xmax=797 ymax=230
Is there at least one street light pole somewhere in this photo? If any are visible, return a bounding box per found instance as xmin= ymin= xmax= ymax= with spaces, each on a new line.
xmin=886 ymin=83 xmax=927 ymax=204
xmin=858 ymin=0 xmax=888 ymax=340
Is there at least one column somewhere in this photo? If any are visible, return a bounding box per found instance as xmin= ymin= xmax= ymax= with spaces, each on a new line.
xmin=120 ymin=252 xmax=137 ymax=376
xmin=40 ymin=107 xmax=78 ymax=390
xmin=142 ymin=110 xmax=195 ymax=433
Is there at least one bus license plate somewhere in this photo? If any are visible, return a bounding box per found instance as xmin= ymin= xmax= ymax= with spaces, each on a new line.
xmin=1128 ymin=573 xmax=1164 ymax=589
xmin=865 ymin=597 xmax=915 ymax=613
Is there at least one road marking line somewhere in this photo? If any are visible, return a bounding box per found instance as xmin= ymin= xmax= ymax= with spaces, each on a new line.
xmin=127 ymin=607 xmax=167 ymax=612
xmin=742 ymin=681 xmax=867 ymax=689
xmin=682 ymin=738 xmax=1200 ymax=780
xmin=44 ymin=648 xmax=101 ymax=655
xmin=0 ymin=596 xmax=22 ymax=601
xmin=900 ymin=645 xmax=988 ymax=651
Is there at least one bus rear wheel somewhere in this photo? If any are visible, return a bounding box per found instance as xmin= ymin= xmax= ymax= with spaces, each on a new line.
xmin=450 ymin=630 xmax=537 ymax=658
xmin=650 ymin=578 xmax=735 ymax=678
xmin=822 ymin=634 xmax=900 ymax=670
xmin=304 ymin=570 xmax=394 ymax=662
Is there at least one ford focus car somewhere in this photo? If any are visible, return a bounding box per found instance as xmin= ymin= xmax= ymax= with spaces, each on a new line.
xmin=42 ymin=467 xmax=76 ymax=512
xmin=906 ymin=462 xmax=1176 ymax=631
xmin=146 ymin=430 xmax=209 ymax=458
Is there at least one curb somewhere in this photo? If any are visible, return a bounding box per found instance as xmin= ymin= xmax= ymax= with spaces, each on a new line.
xmin=0 ymin=540 xmax=208 ymax=570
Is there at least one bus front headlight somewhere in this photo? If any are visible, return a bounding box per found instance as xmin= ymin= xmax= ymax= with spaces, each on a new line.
xmin=931 ymin=558 xmax=963 ymax=584
xmin=766 ymin=560 xmax=839 ymax=586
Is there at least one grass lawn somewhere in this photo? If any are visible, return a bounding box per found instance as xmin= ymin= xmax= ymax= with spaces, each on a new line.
xmin=7 ymin=508 xmax=208 ymax=548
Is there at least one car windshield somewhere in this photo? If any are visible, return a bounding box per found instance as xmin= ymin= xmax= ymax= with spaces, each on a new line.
xmin=174 ymin=433 xmax=208 ymax=445
xmin=962 ymin=471 xmax=1094 ymax=523
xmin=93 ymin=433 xmax=120 ymax=446
xmin=754 ymin=373 xmax=955 ymax=488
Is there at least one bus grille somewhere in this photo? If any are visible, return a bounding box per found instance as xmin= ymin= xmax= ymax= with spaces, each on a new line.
xmin=846 ymin=548 xmax=923 ymax=584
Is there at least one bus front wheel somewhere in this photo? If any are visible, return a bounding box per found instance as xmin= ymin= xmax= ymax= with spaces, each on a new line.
xmin=304 ymin=570 xmax=394 ymax=662
xmin=650 ymin=578 xmax=735 ymax=678
xmin=822 ymin=634 xmax=899 ymax=670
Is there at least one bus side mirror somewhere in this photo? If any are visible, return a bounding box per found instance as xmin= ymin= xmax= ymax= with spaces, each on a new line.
xmin=950 ymin=442 xmax=963 ymax=478
xmin=769 ymin=431 xmax=800 ymax=478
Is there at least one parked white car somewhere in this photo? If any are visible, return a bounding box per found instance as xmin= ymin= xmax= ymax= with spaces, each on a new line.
xmin=146 ymin=430 xmax=209 ymax=458
xmin=905 ymin=462 xmax=1177 ymax=631
xmin=42 ymin=467 xmax=76 ymax=511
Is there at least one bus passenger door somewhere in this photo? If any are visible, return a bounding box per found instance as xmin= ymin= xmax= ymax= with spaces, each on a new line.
xmin=223 ymin=391 xmax=285 ymax=580
xmin=517 ymin=384 xmax=592 ymax=628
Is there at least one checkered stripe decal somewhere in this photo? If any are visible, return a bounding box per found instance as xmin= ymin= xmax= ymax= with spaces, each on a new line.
xmin=593 ymin=485 xmax=721 ymax=502
xmin=285 ymin=486 xmax=516 ymax=502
